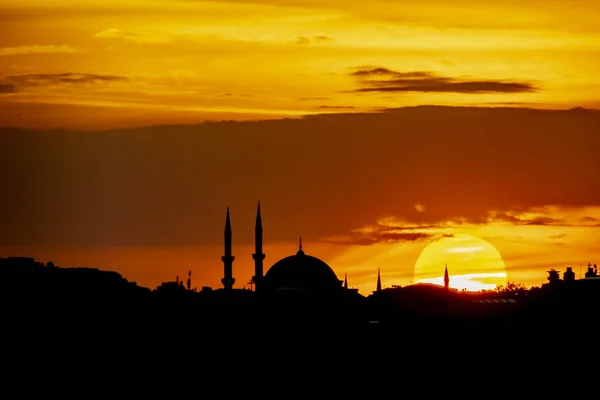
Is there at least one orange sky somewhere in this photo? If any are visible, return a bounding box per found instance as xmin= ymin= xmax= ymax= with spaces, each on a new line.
xmin=1 ymin=1 xmax=600 ymax=294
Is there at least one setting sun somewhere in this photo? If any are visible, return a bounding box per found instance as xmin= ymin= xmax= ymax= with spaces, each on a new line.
xmin=413 ymin=234 xmax=508 ymax=292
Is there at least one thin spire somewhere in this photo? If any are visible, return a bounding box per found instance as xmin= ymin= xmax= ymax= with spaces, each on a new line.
xmin=221 ymin=206 xmax=235 ymax=290
xmin=252 ymin=201 xmax=265 ymax=290
xmin=256 ymin=201 xmax=262 ymax=226
xmin=297 ymin=236 xmax=304 ymax=255
xmin=225 ymin=206 xmax=231 ymax=229
xmin=344 ymin=273 xmax=348 ymax=289
xmin=376 ymin=268 xmax=382 ymax=292
xmin=444 ymin=262 xmax=449 ymax=290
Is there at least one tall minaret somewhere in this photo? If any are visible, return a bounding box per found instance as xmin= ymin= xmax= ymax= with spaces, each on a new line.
xmin=444 ymin=262 xmax=449 ymax=290
xmin=376 ymin=268 xmax=382 ymax=292
xmin=344 ymin=273 xmax=348 ymax=289
xmin=221 ymin=207 xmax=235 ymax=290
xmin=252 ymin=201 xmax=265 ymax=292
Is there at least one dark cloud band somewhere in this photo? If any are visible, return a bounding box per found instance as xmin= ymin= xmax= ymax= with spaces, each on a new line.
xmin=348 ymin=67 xmax=537 ymax=94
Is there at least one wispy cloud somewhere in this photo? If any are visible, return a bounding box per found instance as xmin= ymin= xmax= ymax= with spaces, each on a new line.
xmin=0 ymin=45 xmax=81 ymax=56
xmin=215 ymin=93 xmax=252 ymax=98
xmin=323 ymin=231 xmax=434 ymax=246
xmin=486 ymin=207 xmax=600 ymax=227
xmin=0 ymin=84 xmax=17 ymax=93
xmin=0 ymin=73 xmax=128 ymax=94
xmin=348 ymin=66 xmax=538 ymax=94
xmin=318 ymin=105 xmax=355 ymax=110
xmin=321 ymin=217 xmax=458 ymax=246
xmin=313 ymin=35 xmax=334 ymax=43
xmin=93 ymin=29 xmax=170 ymax=43
xmin=322 ymin=204 xmax=600 ymax=247
xmin=290 ymin=35 xmax=334 ymax=45
xmin=298 ymin=97 xmax=329 ymax=101
xmin=548 ymin=233 xmax=566 ymax=240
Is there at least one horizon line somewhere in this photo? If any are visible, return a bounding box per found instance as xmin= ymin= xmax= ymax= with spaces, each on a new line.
xmin=0 ymin=104 xmax=597 ymax=132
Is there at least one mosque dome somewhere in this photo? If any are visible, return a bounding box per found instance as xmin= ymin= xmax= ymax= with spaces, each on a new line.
xmin=262 ymin=241 xmax=343 ymax=291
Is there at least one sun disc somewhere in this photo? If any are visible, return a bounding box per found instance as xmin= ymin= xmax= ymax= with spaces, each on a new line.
xmin=413 ymin=233 xmax=507 ymax=292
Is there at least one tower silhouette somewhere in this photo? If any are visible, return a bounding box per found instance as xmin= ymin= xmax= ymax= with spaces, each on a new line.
xmin=252 ymin=201 xmax=265 ymax=292
xmin=344 ymin=273 xmax=348 ymax=289
xmin=297 ymin=237 xmax=304 ymax=255
xmin=376 ymin=268 xmax=381 ymax=292
xmin=221 ymin=207 xmax=235 ymax=290
xmin=444 ymin=262 xmax=449 ymax=290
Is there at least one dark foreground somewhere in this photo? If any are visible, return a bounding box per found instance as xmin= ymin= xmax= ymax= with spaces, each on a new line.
xmin=4 ymin=300 xmax=594 ymax=398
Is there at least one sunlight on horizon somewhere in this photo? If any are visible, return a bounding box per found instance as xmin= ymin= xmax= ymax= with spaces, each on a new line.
xmin=416 ymin=272 xmax=508 ymax=292
xmin=413 ymin=233 xmax=508 ymax=291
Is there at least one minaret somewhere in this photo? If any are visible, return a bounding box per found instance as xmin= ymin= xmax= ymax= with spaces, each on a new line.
xmin=376 ymin=268 xmax=382 ymax=292
xmin=344 ymin=273 xmax=348 ymax=289
xmin=221 ymin=207 xmax=235 ymax=290
xmin=252 ymin=201 xmax=265 ymax=292
xmin=297 ymin=236 xmax=305 ymax=255
xmin=444 ymin=262 xmax=449 ymax=290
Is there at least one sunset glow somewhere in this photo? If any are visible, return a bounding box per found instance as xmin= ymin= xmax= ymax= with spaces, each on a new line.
xmin=413 ymin=234 xmax=508 ymax=292
xmin=1 ymin=1 xmax=600 ymax=295
xmin=1 ymin=0 xmax=600 ymax=129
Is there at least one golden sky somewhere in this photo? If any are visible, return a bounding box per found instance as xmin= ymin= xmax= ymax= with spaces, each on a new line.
xmin=1 ymin=0 xmax=600 ymax=128
xmin=1 ymin=0 xmax=600 ymax=294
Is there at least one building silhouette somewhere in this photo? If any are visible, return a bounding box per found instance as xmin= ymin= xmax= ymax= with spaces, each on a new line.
xmin=563 ymin=267 xmax=575 ymax=282
xmin=4 ymin=203 xmax=599 ymax=332
xmin=219 ymin=204 xmax=345 ymax=293
xmin=221 ymin=207 xmax=235 ymax=290
xmin=252 ymin=202 xmax=265 ymax=292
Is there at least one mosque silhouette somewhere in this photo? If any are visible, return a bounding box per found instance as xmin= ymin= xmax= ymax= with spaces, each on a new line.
xmin=219 ymin=202 xmax=368 ymax=296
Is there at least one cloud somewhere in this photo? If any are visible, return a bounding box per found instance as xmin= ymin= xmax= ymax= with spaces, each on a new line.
xmin=318 ymin=105 xmax=355 ymax=110
xmin=578 ymin=216 xmax=598 ymax=223
xmin=414 ymin=204 xmax=426 ymax=213
xmin=215 ymin=93 xmax=252 ymax=98
xmin=299 ymin=97 xmax=329 ymax=101
xmin=321 ymin=217 xmax=459 ymax=246
xmin=475 ymin=102 xmax=539 ymax=106
xmin=486 ymin=207 xmax=600 ymax=228
xmin=290 ymin=36 xmax=310 ymax=45
xmin=548 ymin=234 xmax=566 ymax=240
xmin=1 ymin=106 xmax=600 ymax=246
xmin=0 ymin=73 xmax=129 ymax=94
xmin=487 ymin=212 xmax=564 ymax=226
xmin=312 ymin=35 xmax=334 ymax=43
xmin=323 ymin=231 xmax=434 ymax=246
xmin=290 ymin=35 xmax=334 ymax=45
xmin=0 ymin=84 xmax=17 ymax=94
xmin=0 ymin=45 xmax=81 ymax=56
xmin=348 ymin=66 xmax=538 ymax=94
xmin=93 ymin=29 xmax=169 ymax=43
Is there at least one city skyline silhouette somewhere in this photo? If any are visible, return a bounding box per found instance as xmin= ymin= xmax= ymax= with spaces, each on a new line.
xmin=2 ymin=106 xmax=600 ymax=294
xmin=1 ymin=1 xmax=600 ymax=349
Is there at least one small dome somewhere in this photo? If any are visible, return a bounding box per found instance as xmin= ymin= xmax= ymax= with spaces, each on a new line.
xmin=262 ymin=245 xmax=342 ymax=291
